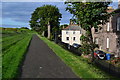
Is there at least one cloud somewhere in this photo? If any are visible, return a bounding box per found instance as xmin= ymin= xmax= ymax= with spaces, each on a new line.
xmin=2 ymin=2 xmax=72 ymax=28
xmin=1 ymin=23 xmax=30 ymax=28
xmin=1 ymin=1 xmax=118 ymax=28
xmin=1 ymin=0 xmax=118 ymax=2
xmin=2 ymin=0 xmax=66 ymax=2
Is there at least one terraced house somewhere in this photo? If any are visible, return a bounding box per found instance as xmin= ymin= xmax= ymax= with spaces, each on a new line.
xmin=62 ymin=20 xmax=85 ymax=45
xmin=92 ymin=2 xmax=120 ymax=57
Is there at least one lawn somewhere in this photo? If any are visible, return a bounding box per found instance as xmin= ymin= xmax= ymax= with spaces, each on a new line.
xmin=1 ymin=28 xmax=34 ymax=79
xmin=38 ymin=35 xmax=116 ymax=79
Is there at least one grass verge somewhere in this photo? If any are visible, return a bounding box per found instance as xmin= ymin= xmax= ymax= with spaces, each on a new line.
xmin=2 ymin=34 xmax=33 ymax=78
xmin=38 ymin=35 xmax=116 ymax=79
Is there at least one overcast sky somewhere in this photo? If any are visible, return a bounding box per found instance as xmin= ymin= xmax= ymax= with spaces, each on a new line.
xmin=0 ymin=1 xmax=118 ymax=28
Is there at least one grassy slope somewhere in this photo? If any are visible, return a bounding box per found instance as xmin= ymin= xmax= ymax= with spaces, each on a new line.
xmin=38 ymin=35 xmax=115 ymax=79
xmin=2 ymin=30 xmax=33 ymax=78
xmin=0 ymin=50 xmax=1 ymax=80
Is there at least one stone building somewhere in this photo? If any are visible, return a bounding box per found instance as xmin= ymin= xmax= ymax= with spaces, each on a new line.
xmin=92 ymin=3 xmax=120 ymax=57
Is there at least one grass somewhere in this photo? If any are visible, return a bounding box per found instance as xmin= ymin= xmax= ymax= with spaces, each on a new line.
xmin=1 ymin=28 xmax=34 ymax=79
xmin=0 ymin=51 xmax=2 ymax=80
xmin=38 ymin=35 xmax=116 ymax=79
xmin=2 ymin=34 xmax=26 ymax=51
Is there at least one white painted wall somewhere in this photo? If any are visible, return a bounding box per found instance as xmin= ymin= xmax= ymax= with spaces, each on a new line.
xmin=62 ymin=30 xmax=82 ymax=45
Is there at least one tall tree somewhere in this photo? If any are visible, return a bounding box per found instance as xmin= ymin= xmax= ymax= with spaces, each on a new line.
xmin=65 ymin=1 xmax=112 ymax=61
xmin=29 ymin=5 xmax=62 ymax=39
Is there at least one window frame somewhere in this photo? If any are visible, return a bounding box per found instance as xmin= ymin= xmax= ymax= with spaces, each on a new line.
xmin=66 ymin=37 xmax=69 ymax=41
xmin=94 ymin=37 xmax=98 ymax=44
xmin=73 ymin=31 xmax=75 ymax=34
xmin=107 ymin=22 xmax=110 ymax=31
xmin=73 ymin=37 xmax=76 ymax=41
xmin=66 ymin=31 xmax=68 ymax=34
xmin=117 ymin=17 xmax=120 ymax=31
xmin=107 ymin=37 xmax=109 ymax=49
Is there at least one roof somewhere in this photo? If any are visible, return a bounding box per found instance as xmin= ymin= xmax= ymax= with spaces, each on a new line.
xmin=63 ymin=24 xmax=81 ymax=31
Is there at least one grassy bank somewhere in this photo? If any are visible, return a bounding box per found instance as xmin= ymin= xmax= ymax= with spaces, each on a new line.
xmin=2 ymin=28 xmax=34 ymax=78
xmin=38 ymin=35 xmax=114 ymax=79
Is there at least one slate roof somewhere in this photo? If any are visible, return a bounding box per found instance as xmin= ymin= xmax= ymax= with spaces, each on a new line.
xmin=63 ymin=24 xmax=81 ymax=31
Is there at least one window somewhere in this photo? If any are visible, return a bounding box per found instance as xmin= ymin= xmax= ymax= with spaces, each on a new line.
xmin=107 ymin=38 xmax=109 ymax=48
xmin=66 ymin=31 xmax=68 ymax=34
xmin=73 ymin=37 xmax=76 ymax=41
xmin=116 ymin=38 xmax=120 ymax=47
xmin=107 ymin=22 xmax=110 ymax=31
xmin=118 ymin=38 xmax=120 ymax=45
xmin=66 ymin=37 xmax=69 ymax=41
xmin=73 ymin=31 xmax=75 ymax=34
xmin=95 ymin=38 xmax=98 ymax=44
xmin=117 ymin=17 xmax=120 ymax=31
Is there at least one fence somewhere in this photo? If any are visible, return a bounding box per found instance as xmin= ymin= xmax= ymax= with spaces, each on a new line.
xmin=94 ymin=59 xmax=120 ymax=78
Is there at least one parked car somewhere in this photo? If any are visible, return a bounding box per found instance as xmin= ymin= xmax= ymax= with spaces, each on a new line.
xmin=72 ymin=43 xmax=81 ymax=48
xmin=68 ymin=44 xmax=71 ymax=49
xmin=94 ymin=50 xmax=106 ymax=60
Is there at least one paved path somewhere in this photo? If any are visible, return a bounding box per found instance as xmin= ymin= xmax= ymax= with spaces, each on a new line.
xmin=20 ymin=35 xmax=79 ymax=78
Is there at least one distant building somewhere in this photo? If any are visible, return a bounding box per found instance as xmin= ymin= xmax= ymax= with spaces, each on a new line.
xmin=62 ymin=20 xmax=84 ymax=45
xmin=92 ymin=4 xmax=120 ymax=57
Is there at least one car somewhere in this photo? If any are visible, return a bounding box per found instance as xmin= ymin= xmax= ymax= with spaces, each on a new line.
xmin=94 ymin=50 xmax=106 ymax=60
xmin=72 ymin=43 xmax=81 ymax=48
xmin=68 ymin=44 xmax=71 ymax=49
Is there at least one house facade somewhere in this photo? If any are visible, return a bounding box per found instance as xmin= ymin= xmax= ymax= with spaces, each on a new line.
xmin=62 ymin=21 xmax=84 ymax=45
xmin=92 ymin=5 xmax=120 ymax=57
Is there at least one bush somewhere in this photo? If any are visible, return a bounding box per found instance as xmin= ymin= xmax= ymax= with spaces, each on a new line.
xmin=79 ymin=43 xmax=91 ymax=55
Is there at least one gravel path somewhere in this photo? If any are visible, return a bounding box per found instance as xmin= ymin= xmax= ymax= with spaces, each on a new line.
xmin=20 ymin=34 xmax=79 ymax=78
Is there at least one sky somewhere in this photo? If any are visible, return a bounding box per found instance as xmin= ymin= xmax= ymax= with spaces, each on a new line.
xmin=0 ymin=0 xmax=119 ymax=28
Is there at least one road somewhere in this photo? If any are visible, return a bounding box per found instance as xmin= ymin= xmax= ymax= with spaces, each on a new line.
xmin=20 ymin=34 xmax=79 ymax=78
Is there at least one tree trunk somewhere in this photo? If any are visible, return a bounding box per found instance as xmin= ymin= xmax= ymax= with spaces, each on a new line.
xmin=88 ymin=28 xmax=95 ymax=62
xmin=54 ymin=31 xmax=58 ymax=43
xmin=47 ymin=21 xmax=50 ymax=39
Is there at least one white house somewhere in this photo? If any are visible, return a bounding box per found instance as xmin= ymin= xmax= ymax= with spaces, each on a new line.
xmin=62 ymin=24 xmax=83 ymax=45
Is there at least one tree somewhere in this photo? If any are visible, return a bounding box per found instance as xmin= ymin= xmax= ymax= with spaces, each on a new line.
xmin=21 ymin=27 xmax=29 ymax=29
xmin=65 ymin=1 xmax=112 ymax=61
xmin=29 ymin=5 xmax=62 ymax=39
xmin=60 ymin=24 xmax=68 ymax=29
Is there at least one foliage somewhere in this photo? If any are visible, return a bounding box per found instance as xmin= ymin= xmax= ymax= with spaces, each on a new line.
xmin=80 ymin=34 xmax=99 ymax=55
xmin=65 ymin=2 xmax=112 ymax=27
xmin=60 ymin=24 xmax=68 ymax=29
xmin=110 ymin=57 xmax=120 ymax=67
xmin=65 ymin=2 xmax=112 ymax=61
xmin=29 ymin=5 xmax=62 ymax=39
xmin=58 ymin=24 xmax=69 ymax=35
xmin=1 ymin=27 xmax=18 ymax=31
xmin=20 ymin=27 xmax=29 ymax=30
xmin=79 ymin=34 xmax=91 ymax=55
